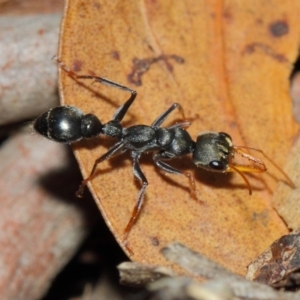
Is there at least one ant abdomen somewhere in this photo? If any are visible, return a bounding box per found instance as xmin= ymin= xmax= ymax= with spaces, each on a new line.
xmin=34 ymin=106 xmax=103 ymax=143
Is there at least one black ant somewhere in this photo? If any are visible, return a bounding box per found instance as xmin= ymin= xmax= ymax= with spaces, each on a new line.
xmin=33 ymin=60 xmax=295 ymax=252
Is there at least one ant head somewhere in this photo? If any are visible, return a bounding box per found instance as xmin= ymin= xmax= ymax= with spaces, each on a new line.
xmin=192 ymin=132 xmax=233 ymax=172
xmin=34 ymin=106 xmax=103 ymax=143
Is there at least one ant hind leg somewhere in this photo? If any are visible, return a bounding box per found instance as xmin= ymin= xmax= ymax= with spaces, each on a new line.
xmin=54 ymin=57 xmax=137 ymax=122
xmin=76 ymin=141 xmax=125 ymax=197
xmin=122 ymin=151 xmax=149 ymax=254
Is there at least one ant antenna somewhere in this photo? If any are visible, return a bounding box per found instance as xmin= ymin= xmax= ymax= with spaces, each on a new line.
xmin=228 ymin=155 xmax=253 ymax=195
xmin=234 ymin=146 xmax=295 ymax=189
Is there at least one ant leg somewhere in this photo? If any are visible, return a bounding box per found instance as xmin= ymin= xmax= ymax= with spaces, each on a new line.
xmin=76 ymin=141 xmax=126 ymax=197
xmin=168 ymin=121 xmax=191 ymax=130
xmin=233 ymin=146 xmax=295 ymax=188
xmin=112 ymin=90 xmax=137 ymax=122
xmin=55 ymin=57 xmax=137 ymax=122
xmin=153 ymin=153 xmax=201 ymax=203
xmin=152 ymin=103 xmax=187 ymax=127
xmin=123 ymin=151 xmax=148 ymax=250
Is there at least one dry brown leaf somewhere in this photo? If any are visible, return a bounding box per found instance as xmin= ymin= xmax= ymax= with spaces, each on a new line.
xmin=273 ymin=72 xmax=300 ymax=230
xmin=58 ymin=1 xmax=300 ymax=275
xmin=273 ymin=140 xmax=300 ymax=231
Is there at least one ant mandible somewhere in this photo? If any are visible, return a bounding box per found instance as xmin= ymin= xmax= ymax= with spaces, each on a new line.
xmin=34 ymin=59 xmax=295 ymax=251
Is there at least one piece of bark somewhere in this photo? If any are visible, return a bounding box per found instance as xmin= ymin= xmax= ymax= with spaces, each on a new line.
xmin=247 ymin=229 xmax=300 ymax=290
xmin=118 ymin=261 xmax=174 ymax=287
xmin=0 ymin=130 xmax=99 ymax=300
xmin=118 ymin=260 xmax=300 ymax=300
xmin=118 ymin=262 xmax=235 ymax=299
xmin=161 ymin=242 xmax=300 ymax=300
xmin=0 ymin=0 xmax=64 ymax=15
xmin=0 ymin=13 xmax=61 ymax=125
xmin=147 ymin=276 xmax=235 ymax=300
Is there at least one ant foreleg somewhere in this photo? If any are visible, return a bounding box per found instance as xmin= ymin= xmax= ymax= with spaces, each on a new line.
xmin=153 ymin=153 xmax=201 ymax=203
xmin=123 ymin=151 xmax=148 ymax=253
xmin=55 ymin=57 xmax=137 ymax=122
xmin=152 ymin=103 xmax=187 ymax=127
xmin=76 ymin=140 xmax=126 ymax=197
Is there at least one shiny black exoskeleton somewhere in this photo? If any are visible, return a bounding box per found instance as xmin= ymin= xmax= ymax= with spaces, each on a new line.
xmin=34 ymin=96 xmax=198 ymax=173
xmin=34 ymin=105 xmax=234 ymax=175
xmin=34 ymin=94 xmax=234 ymax=192
xmin=34 ymin=106 xmax=103 ymax=142
xmin=34 ymin=63 xmax=281 ymax=250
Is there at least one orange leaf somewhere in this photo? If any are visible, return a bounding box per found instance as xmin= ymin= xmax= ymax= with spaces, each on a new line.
xmin=58 ymin=0 xmax=300 ymax=275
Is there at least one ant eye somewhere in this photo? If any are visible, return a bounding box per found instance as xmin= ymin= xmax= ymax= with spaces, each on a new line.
xmin=209 ymin=161 xmax=226 ymax=170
